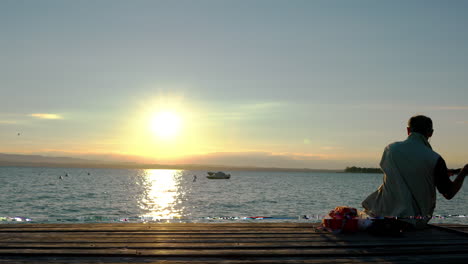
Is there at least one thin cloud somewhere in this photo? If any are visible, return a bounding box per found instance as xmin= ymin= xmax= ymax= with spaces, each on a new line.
xmin=30 ymin=113 xmax=63 ymax=120
xmin=240 ymin=102 xmax=285 ymax=111
xmin=320 ymin=146 xmax=341 ymax=151
xmin=0 ymin=120 xmax=17 ymax=124
xmin=270 ymin=151 xmax=330 ymax=160
xmin=206 ymin=101 xmax=286 ymax=121
xmin=456 ymin=121 xmax=468 ymax=124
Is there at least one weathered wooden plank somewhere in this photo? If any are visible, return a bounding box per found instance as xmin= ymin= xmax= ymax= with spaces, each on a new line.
xmin=0 ymin=244 xmax=467 ymax=257
xmin=0 ymin=229 xmax=465 ymax=243
xmin=0 ymin=255 xmax=466 ymax=264
xmin=2 ymin=237 xmax=466 ymax=245
xmin=0 ymin=235 xmax=346 ymax=243
xmin=0 ymin=231 xmax=460 ymax=244
xmin=0 ymin=223 xmax=319 ymax=228
xmin=1 ymin=235 xmax=464 ymax=244
xmin=0 ymin=254 xmax=467 ymax=264
xmin=0 ymin=229 xmax=320 ymax=234
xmin=1 ymin=239 xmax=468 ymax=249
xmin=0 ymin=225 xmax=312 ymax=230
xmin=0 ymin=235 xmax=369 ymax=243
xmin=0 ymin=226 xmax=322 ymax=233
xmin=1 ymin=222 xmax=464 ymax=230
xmin=0 ymin=237 xmax=419 ymax=244
xmin=0 ymin=228 xmax=464 ymax=241
xmin=432 ymin=224 xmax=468 ymax=227
xmin=0 ymin=224 xmax=320 ymax=231
xmin=0 ymin=233 xmax=325 ymax=238
xmin=429 ymin=224 xmax=468 ymax=237
xmin=0 ymin=223 xmax=456 ymax=233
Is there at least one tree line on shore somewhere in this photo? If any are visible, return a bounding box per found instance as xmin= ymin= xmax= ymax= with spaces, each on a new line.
xmin=345 ymin=166 xmax=382 ymax=173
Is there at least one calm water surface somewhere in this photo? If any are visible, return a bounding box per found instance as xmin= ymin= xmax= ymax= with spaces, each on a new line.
xmin=0 ymin=167 xmax=466 ymax=224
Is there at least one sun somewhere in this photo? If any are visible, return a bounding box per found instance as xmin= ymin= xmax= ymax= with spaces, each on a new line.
xmin=150 ymin=111 xmax=182 ymax=139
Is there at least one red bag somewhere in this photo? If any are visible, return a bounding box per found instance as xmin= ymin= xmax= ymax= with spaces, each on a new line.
xmin=322 ymin=206 xmax=359 ymax=233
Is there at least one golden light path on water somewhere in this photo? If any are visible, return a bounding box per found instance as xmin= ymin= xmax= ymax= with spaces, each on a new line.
xmin=138 ymin=169 xmax=184 ymax=220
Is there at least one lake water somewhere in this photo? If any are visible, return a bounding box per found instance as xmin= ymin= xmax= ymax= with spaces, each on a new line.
xmin=0 ymin=167 xmax=466 ymax=224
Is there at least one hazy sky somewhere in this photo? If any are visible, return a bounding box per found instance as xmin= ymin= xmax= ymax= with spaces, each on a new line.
xmin=1 ymin=0 xmax=467 ymax=169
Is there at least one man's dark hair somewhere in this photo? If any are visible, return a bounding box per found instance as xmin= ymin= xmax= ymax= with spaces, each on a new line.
xmin=408 ymin=115 xmax=433 ymax=135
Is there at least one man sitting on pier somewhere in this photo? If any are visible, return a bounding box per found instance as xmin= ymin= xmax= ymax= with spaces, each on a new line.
xmin=362 ymin=115 xmax=468 ymax=229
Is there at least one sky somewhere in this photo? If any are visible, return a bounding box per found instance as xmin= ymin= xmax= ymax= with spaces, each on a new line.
xmin=1 ymin=0 xmax=467 ymax=169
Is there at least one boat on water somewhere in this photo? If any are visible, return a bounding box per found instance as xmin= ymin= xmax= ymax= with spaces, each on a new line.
xmin=207 ymin=171 xmax=231 ymax=179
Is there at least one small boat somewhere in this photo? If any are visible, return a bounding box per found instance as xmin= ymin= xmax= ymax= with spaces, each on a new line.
xmin=207 ymin=171 xmax=231 ymax=179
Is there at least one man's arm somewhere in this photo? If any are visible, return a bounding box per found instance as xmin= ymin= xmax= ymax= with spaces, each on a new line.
xmin=447 ymin=167 xmax=467 ymax=199
xmin=435 ymin=158 xmax=468 ymax=200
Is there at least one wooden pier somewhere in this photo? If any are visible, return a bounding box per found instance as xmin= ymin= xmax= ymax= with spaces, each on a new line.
xmin=0 ymin=223 xmax=467 ymax=263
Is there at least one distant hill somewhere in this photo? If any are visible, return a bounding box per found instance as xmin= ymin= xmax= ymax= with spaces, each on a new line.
xmin=0 ymin=153 xmax=116 ymax=168
xmin=0 ymin=153 xmax=101 ymax=164
xmin=0 ymin=153 xmax=341 ymax=173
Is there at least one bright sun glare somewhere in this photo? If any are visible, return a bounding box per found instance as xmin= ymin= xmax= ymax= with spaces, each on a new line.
xmin=150 ymin=111 xmax=182 ymax=139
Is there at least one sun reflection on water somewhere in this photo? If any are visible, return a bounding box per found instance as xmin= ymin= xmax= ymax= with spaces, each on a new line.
xmin=138 ymin=169 xmax=183 ymax=219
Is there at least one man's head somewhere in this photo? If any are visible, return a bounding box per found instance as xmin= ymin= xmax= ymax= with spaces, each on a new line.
xmin=407 ymin=115 xmax=433 ymax=138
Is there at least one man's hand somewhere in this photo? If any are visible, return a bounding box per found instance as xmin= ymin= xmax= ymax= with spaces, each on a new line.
xmin=460 ymin=164 xmax=468 ymax=177
xmin=442 ymin=164 xmax=468 ymax=200
xmin=448 ymin=168 xmax=462 ymax=176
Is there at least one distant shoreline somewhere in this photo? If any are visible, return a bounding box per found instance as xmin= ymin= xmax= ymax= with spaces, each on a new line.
xmin=0 ymin=161 xmax=342 ymax=173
